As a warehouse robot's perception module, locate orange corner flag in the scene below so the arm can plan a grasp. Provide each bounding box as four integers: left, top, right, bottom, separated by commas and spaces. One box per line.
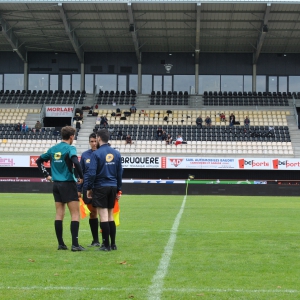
79, 197, 90, 219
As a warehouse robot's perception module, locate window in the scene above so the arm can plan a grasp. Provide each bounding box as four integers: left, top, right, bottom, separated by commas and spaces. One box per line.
29, 74, 49, 91
85, 74, 94, 93
72, 74, 81, 91
244, 76, 252, 92
256, 76, 266, 92
199, 75, 220, 94
221, 75, 243, 92
174, 75, 194, 93
142, 75, 152, 94
129, 75, 138, 92
4, 74, 23, 91
289, 76, 300, 93
50, 75, 58, 91
95, 74, 116, 92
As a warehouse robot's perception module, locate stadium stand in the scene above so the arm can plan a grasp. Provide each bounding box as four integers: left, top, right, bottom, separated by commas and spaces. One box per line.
0, 90, 86, 105
203, 91, 290, 106
149, 91, 189, 106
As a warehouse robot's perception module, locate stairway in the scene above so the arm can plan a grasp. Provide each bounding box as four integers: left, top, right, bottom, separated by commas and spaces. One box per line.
75, 112, 97, 155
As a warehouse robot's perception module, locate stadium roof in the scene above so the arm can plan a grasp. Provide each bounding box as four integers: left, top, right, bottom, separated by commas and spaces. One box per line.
1, 0, 300, 63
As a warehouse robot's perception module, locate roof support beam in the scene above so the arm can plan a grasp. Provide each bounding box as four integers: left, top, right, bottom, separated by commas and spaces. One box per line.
128, 2, 141, 64
0, 15, 26, 62
58, 3, 84, 63
253, 3, 271, 64
195, 2, 201, 64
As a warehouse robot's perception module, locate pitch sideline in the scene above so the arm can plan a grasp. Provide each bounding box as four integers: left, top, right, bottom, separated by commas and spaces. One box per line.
147, 195, 187, 300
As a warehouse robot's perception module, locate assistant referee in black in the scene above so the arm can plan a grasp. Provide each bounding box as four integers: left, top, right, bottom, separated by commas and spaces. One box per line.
87, 129, 123, 251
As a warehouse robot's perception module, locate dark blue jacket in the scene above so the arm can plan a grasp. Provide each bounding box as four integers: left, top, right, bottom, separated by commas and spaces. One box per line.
77, 149, 94, 192
87, 144, 122, 191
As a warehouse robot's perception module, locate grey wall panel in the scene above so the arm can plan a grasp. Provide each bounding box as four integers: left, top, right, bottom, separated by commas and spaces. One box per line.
0, 52, 24, 73
199, 53, 252, 75
258, 54, 300, 75
142, 52, 195, 75
28, 52, 80, 73
84, 52, 138, 74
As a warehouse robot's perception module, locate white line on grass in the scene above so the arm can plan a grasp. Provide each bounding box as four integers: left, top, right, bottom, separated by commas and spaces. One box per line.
147, 195, 187, 300
0, 286, 299, 294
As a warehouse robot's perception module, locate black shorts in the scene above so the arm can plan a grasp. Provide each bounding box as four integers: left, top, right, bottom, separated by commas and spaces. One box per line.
82, 190, 92, 205
92, 186, 117, 209
53, 181, 79, 203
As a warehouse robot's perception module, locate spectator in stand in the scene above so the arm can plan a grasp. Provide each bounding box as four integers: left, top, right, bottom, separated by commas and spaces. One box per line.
100, 116, 108, 127
229, 113, 235, 127
196, 116, 203, 128
15, 122, 21, 132
244, 116, 250, 127
205, 116, 212, 127
116, 108, 121, 117
166, 134, 172, 145
220, 113, 226, 122
161, 130, 167, 141
156, 127, 163, 140
175, 134, 183, 146
125, 134, 133, 144
34, 120, 42, 133
21, 122, 28, 132
130, 104, 136, 114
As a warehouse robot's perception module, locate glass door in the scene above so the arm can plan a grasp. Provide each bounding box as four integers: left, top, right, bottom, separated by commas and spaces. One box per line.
62, 74, 71, 92
268, 76, 277, 93
50, 75, 58, 91
163, 75, 172, 92
278, 76, 287, 93
117, 75, 127, 92
153, 75, 162, 92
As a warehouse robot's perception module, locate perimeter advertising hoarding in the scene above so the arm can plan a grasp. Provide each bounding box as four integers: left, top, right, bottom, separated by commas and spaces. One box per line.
0, 155, 29, 167
0, 155, 300, 170
45, 106, 74, 117
121, 156, 161, 168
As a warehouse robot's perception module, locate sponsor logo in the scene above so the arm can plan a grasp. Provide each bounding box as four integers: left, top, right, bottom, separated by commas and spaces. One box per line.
0, 157, 14, 166
238, 159, 269, 169
169, 158, 183, 167
54, 152, 62, 160
106, 154, 114, 162
272, 159, 300, 169
46, 107, 73, 112
30, 156, 50, 167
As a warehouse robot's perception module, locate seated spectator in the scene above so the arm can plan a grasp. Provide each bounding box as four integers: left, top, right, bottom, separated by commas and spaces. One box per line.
205, 116, 212, 127
15, 122, 21, 131
117, 130, 123, 138
196, 116, 203, 128
130, 104, 136, 114
100, 116, 108, 127
116, 108, 121, 117
125, 134, 133, 144
174, 134, 183, 146
220, 113, 226, 122
34, 120, 42, 133
229, 113, 235, 127
21, 122, 28, 132
166, 134, 172, 145
244, 116, 250, 126
161, 131, 167, 141
156, 127, 163, 140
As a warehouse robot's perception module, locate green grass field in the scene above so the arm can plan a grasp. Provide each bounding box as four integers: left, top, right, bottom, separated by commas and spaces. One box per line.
1, 193, 300, 299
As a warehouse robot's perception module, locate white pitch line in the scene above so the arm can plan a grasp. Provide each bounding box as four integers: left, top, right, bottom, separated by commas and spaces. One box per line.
0, 286, 299, 294
147, 195, 187, 300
